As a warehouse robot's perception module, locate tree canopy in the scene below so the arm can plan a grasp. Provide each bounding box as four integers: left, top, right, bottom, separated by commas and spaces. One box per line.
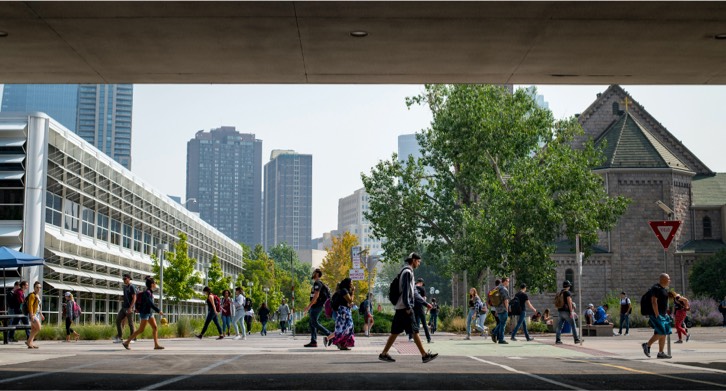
689, 250, 726, 300
320, 231, 375, 301
152, 232, 202, 305
361, 84, 629, 291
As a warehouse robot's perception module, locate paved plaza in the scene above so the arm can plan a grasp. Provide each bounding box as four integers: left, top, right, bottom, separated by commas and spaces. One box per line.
0, 327, 725, 390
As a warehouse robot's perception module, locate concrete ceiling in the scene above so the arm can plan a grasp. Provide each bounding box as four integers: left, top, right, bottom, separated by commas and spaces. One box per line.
2, 1, 726, 84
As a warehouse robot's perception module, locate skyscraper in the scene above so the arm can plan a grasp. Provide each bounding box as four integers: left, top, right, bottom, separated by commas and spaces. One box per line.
76, 84, 134, 169
338, 187, 383, 251
1, 84, 134, 169
1, 84, 79, 131
264, 150, 312, 250
186, 126, 263, 247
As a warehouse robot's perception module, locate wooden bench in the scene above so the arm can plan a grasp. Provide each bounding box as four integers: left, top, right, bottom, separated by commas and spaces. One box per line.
0, 314, 31, 344
582, 324, 614, 337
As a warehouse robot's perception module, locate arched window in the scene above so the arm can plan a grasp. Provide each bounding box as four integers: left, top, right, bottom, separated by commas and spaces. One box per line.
703, 216, 712, 238
612, 102, 620, 114
565, 268, 575, 290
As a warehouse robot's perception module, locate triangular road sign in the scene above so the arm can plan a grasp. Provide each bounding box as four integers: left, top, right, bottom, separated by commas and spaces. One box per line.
648, 221, 682, 250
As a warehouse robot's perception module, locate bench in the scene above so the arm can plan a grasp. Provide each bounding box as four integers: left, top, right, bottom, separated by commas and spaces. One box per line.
582, 324, 614, 337
0, 314, 31, 344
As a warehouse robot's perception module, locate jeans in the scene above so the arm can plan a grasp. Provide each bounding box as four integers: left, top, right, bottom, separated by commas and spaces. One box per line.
556, 311, 580, 341
414, 306, 431, 342
618, 313, 630, 334
232, 310, 246, 336
496, 312, 508, 342
244, 315, 252, 333
221, 315, 231, 334
8, 308, 30, 340
261, 320, 268, 335
280, 320, 288, 333
466, 308, 484, 336
115, 307, 135, 339
200, 312, 222, 336
510, 311, 530, 340
430, 312, 438, 333
308, 306, 330, 343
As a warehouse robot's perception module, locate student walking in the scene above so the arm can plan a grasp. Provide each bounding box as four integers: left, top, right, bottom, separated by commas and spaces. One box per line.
244, 296, 254, 335
63, 292, 80, 342
278, 298, 291, 334
555, 280, 582, 345
303, 268, 330, 348
25, 281, 43, 349
378, 253, 438, 363
8, 280, 30, 342
196, 286, 224, 340
465, 288, 485, 340
670, 292, 690, 343
258, 302, 270, 336
122, 277, 164, 350
510, 283, 536, 341
617, 291, 632, 336
220, 290, 233, 337
114, 274, 137, 343
328, 278, 356, 350
642, 273, 672, 359
429, 298, 439, 334
231, 287, 247, 339
360, 293, 374, 337
412, 278, 433, 343
487, 279, 501, 342
493, 277, 511, 344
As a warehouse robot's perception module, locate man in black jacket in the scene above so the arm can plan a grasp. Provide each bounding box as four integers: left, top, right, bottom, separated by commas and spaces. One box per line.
409, 278, 433, 343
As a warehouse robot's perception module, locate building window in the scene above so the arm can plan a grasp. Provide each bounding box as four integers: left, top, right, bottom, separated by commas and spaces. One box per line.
565, 268, 575, 291
703, 216, 712, 238
612, 102, 620, 114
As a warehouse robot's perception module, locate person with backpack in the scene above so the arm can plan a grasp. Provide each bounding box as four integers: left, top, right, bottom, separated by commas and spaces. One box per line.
555, 280, 582, 345
360, 293, 374, 337
114, 274, 137, 343
196, 286, 224, 340
669, 292, 690, 343
465, 287, 486, 340
411, 278, 433, 344
220, 289, 233, 337
258, 302, 270, 336
122, 277, 164, 350
302, 268, 331, 348
378, 252, 438, 363
642, 273, 672, 359
510, 283, 536, 342
25, 281, 43, 349
491, 277, 510, 344
231, 287, 247, 339
63, 292, 80, 342
277, 298, 291, 334
429, 298, 439, 334
8, 281, 30, 342
328, 278, 356, 350
617, 291, 632, 336
487, 279, 501, 341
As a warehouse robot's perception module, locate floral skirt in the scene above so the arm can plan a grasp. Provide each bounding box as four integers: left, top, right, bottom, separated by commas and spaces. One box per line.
330, 306, 355, 348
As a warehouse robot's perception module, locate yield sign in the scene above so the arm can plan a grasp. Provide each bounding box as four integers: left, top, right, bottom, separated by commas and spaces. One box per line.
648, 221, 682, 250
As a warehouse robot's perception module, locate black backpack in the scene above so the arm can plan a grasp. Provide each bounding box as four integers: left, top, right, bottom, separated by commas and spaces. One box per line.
330, 291, 342, 311
388, 266, 410, 305
317, 282, 331, 305
359, 300, 367, 315
640, 286, 655, 316
509, 296, 522, 315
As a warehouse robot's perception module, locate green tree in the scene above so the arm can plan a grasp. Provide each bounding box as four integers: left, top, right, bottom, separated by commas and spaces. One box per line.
320, 232, 374, 300
206, 253, 232, 295
362, 85, 629, 291
690, 250, 726, 300
152, 232, 202, 315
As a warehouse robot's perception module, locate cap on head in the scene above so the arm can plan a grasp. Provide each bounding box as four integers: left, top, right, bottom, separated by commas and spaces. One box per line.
64, 292, 71, 297
588, 303, 594, 308
562, 280, 572, 288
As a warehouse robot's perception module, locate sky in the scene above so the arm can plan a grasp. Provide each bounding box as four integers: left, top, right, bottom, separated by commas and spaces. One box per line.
129, 84, 726, 239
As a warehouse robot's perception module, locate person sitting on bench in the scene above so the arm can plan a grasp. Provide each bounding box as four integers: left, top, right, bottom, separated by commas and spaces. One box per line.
594, 304, 613, 325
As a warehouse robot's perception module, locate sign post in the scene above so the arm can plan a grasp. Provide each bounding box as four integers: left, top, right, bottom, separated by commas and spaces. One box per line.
648, 220, 682, 358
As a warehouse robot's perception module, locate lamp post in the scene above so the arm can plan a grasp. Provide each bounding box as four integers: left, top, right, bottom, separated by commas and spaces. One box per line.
157, 243, 168, 317
246, 281, 254, 297
263, 287, 270, 305
202, 262, 210, 286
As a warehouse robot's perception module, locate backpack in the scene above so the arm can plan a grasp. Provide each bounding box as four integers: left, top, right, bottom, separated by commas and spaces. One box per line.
317, 282, 331, 306
359, 300, 367, 315
324, 298, 333, 318
388, 266, 411, 305
21, 292, 34, 315
488, 288, 502, 307
509, 296, 522, 315
640, 287, 654, 316
211, 294, 222, 313
330, 291, 342, 312
134, 290, 148, 312
72, 301, 82, 319
554, 290, 565, 309
477, 300, 488, 315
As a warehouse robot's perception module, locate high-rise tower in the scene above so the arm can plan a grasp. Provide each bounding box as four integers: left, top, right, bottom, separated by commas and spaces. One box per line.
264, 150, 312, 250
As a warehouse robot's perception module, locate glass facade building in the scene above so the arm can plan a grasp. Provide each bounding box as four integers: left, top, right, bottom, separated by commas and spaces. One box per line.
1, 84, 79, 131
186, 127, 263, 247
0, 113, 243, 325
264, 150, 312, 250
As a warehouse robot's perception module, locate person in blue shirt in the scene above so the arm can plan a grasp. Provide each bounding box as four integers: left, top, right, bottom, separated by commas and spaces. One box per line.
594, 304, 612, 325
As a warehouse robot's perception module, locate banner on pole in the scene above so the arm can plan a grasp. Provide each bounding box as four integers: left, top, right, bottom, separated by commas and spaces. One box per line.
351, 245, 362, 269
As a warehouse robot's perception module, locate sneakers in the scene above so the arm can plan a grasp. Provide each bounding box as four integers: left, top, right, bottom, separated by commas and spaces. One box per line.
526, 337, 535, 341
422, 351, 439, 363
556, 340, 563, 345
675, 340, 683, 344
216, 335, 224, 340
303, 342, 318, 348
379, 353, 396, 363
234, 335, 241, 340
625, 333, 629, 336
498, 340, 509, 345
323, 337, 329, 347
574, 339, 583, 344
196, 334, 203, 340
427, 340, 433, 344
464, 335, 471, 340
510, 337, 518, 341
657, 352, 672, 359
642, 343, 651, 358
113, 337, 122, 344
491, 335, 498, 343
686, 334, 690, 342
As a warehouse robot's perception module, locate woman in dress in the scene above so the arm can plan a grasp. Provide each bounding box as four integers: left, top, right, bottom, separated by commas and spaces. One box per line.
123, 277, 165, 350
328, 278, 355, 350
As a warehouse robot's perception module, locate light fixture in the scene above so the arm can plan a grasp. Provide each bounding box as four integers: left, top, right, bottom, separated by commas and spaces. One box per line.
715, 33, 726, 40
350, 31, 368, 38
655, 200, 674, 216
0, 31, 8, 38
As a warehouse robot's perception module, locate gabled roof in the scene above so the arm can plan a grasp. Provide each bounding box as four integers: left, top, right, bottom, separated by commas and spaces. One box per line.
678, 239, 726, 254
692, 173, 726, 207
594, 112, 692, 172
579, 85, 712, 175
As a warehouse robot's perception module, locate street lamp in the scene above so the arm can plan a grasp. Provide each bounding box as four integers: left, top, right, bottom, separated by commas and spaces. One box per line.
263, 287, 270, 305
157, 243, 168, 317
202, 262, 210, 286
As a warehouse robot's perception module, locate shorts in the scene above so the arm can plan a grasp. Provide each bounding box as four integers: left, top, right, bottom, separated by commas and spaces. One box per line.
649, 315, 671, 335
139, 313, 152, 321
391, 309, 418, 335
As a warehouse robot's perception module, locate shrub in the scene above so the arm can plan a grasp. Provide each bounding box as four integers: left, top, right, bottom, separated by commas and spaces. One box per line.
175, 316, 193, 338
442, 316, 466, 332
527, 321, 549, 333
689, 297, 722, 327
